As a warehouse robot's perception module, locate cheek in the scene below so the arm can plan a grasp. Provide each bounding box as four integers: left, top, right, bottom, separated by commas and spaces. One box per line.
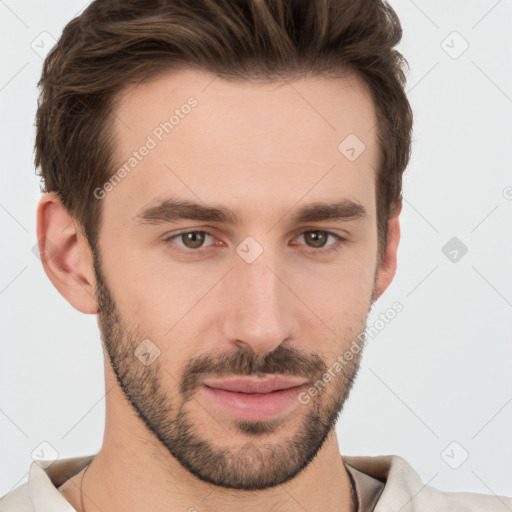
122, 262, 221, 351
333, 258, 376, 309
101, 238, 188, 324
296, 242, 377, 303
289, 257, 376, 351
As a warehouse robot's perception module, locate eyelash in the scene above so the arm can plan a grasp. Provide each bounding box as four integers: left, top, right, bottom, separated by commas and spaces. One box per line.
162, 230, 346, 257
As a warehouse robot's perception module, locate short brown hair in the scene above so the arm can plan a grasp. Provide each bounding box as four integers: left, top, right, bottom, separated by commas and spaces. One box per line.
35, 0, 413, 260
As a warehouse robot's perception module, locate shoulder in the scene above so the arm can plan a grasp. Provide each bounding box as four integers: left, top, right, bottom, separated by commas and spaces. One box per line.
0, 484, 32, 512
412, 484, 512, 511
0, 455, 93, 512
343, 453, 512, 512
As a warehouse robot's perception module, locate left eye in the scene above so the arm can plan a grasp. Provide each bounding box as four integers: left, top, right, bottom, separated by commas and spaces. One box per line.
163, 230, 344, 254
296, 230, 341, 250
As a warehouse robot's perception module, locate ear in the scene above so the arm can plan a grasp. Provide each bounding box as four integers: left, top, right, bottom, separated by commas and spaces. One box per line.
36, 192, 98, 314
373, 198, 402, 301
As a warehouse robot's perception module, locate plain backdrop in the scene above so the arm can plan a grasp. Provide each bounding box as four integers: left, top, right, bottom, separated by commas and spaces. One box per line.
1, 0, 511, 499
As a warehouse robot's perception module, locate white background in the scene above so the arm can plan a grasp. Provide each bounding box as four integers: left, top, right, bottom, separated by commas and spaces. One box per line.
1, 0, 511, 501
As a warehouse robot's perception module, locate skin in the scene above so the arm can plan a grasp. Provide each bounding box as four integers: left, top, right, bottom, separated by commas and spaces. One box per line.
37, 68, 401, 511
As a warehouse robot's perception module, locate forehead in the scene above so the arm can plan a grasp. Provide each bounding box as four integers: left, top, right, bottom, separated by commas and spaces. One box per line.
106, 67, 378, 226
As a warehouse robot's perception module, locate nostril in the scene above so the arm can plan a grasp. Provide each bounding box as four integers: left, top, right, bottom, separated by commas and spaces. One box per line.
233, 339, 256, 352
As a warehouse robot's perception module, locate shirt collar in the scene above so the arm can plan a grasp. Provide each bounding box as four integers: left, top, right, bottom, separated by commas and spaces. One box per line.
29, 456, 94, 512
343, 454, 425, 511
29, 453, 417, 511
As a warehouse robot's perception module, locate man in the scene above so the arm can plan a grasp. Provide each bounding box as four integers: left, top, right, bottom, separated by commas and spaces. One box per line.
1, 0, 510, 511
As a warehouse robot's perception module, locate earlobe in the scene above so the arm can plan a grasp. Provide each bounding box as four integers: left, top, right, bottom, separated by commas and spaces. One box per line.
36, 192, 98, 314
374, 198, 402, 300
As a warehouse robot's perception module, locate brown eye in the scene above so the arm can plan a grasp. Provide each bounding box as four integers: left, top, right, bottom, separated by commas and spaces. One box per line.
296, 230, 345, 254
180, 231, 207, 249
164, 231, 216, 254
303, 231, 329, 248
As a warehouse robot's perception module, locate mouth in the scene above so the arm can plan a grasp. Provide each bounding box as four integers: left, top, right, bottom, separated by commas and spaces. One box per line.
203, 375, 308, 394
201, 375, 309, 421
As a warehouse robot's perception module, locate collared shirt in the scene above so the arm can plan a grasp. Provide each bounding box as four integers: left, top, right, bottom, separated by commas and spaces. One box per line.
1, 453, 511, 511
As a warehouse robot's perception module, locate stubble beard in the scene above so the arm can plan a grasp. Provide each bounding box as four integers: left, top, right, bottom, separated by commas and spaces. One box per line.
92, 247, 372, 490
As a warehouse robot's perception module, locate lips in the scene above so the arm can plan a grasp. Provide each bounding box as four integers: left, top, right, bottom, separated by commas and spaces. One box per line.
201, 377, 309, 421
202, 375, 308, 394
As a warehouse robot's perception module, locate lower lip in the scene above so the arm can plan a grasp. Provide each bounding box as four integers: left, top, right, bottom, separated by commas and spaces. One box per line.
202, 384, 308, 421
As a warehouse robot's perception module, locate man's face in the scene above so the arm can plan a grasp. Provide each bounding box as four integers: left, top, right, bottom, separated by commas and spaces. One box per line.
93, 68, 382, 490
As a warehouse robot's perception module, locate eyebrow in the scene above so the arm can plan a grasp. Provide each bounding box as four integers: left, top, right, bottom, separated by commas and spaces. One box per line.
134, 197, 368, 227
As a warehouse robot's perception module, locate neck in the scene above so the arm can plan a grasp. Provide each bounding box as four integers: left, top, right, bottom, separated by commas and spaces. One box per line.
60, 365, 355, 512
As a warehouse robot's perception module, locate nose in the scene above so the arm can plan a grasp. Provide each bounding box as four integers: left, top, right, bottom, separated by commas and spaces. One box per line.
221, 254, 299, 355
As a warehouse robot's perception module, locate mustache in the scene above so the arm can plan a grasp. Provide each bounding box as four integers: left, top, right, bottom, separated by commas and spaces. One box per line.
179, 344, 327, 399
